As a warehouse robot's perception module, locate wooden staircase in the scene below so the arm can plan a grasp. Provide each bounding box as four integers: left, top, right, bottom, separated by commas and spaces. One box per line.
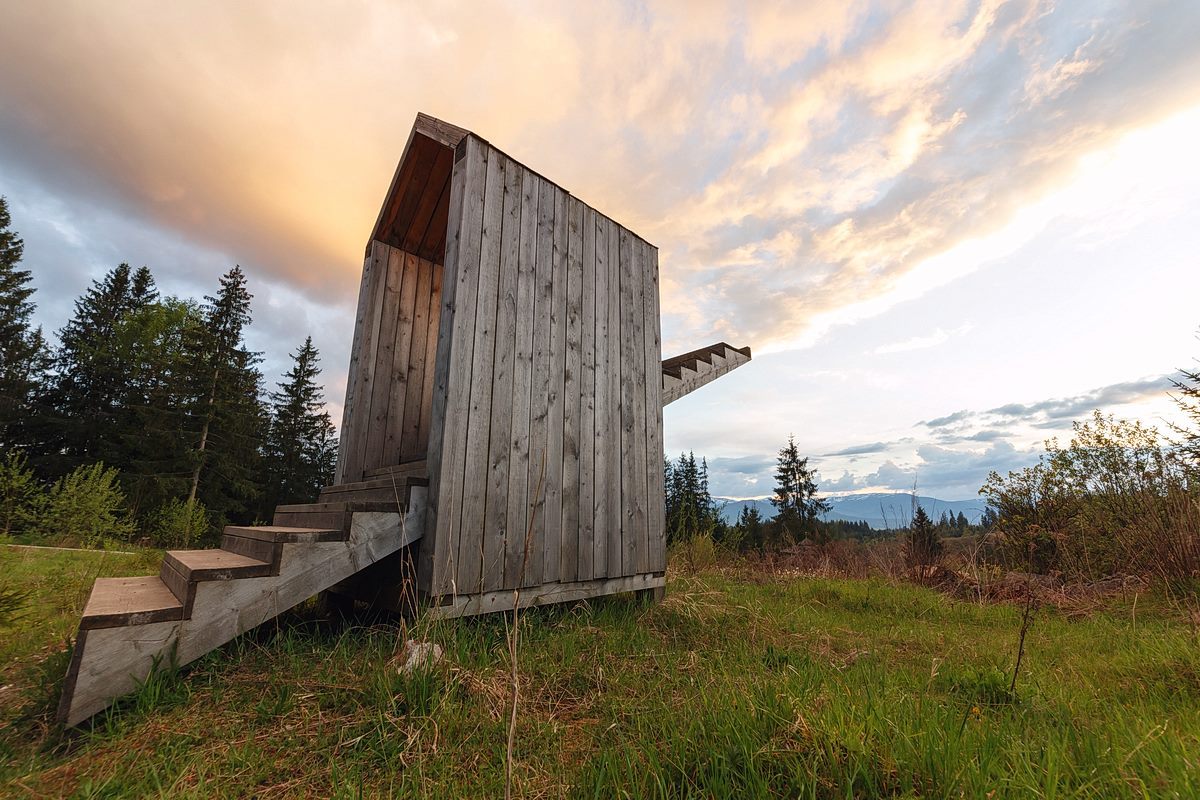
661, 342, 752, 406
57, 474, 428, 727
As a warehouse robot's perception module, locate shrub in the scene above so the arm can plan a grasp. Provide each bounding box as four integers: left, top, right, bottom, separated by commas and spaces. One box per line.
40, 462, 133, 547
0, 449, 43, 538
149, 497, 211, 549
980, 410, 1199, 601
981, 411, 1189, 579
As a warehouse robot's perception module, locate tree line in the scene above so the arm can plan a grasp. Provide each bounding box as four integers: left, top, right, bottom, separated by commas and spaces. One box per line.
0, 196, 336, 547
666, 434, 844, 552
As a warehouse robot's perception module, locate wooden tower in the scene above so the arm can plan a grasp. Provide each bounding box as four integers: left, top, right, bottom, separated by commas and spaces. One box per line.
57, 113, 751, 725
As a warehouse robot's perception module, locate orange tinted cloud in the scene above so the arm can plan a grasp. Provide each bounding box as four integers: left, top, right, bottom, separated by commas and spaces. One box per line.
2, 0, 1199, 355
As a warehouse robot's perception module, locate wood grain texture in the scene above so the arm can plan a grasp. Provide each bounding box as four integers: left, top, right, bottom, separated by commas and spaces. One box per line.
617, 228, 639, 576
61, 496, 421, 727
437, 137, 489, 596
505, 170, 540, 587
365, 247, 404, 469
591, 212, 611, 579
560, 196, 584, 583
399, 255, 434, 460
543, 188, 568, 584
340, 242, 389, 483
628, 238, 650, 574
578, 205, 596, 581
660, 344, 752, 405
482, 155, 523, 593
334, 250, 374, 484
417, 263, 443, 455
641, 240, 667, 572
426, 572, 665, 620
380, 252, 420, 466
422, 137, 472, 596
605, 218, 624, 577
525, 175, 555, 588
456, 147, 504, 596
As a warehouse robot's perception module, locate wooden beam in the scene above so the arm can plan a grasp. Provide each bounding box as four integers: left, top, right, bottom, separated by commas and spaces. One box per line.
425, 571, 665, 620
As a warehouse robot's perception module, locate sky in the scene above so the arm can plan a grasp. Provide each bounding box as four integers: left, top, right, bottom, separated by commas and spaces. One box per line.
2, 0, 1198, 501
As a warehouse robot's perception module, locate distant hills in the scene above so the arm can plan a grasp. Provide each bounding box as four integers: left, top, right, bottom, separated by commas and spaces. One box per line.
714, 493, 989, 530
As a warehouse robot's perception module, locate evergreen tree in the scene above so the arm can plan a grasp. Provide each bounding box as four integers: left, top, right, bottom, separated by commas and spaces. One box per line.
183, 266, 266, 523
980, 505, 999, 530
119, 298, 207, 517
49, 263, 158, 471
263, 336, 337, 511
905, 505, 943, 570
664, 451, 720, 543
736, 504, 765, 552
770, 434, 831, 544
0, 197, 50, 451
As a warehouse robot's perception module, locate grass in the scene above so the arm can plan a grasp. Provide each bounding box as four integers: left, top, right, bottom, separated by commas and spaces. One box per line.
1, 546, 1198, 798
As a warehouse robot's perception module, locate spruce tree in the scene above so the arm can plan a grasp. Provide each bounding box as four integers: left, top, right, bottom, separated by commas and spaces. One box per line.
771, 434, 831, 544
737, 504, 764, 552
263, 336, 337, 511
119, 298, 206, 516
905, 505, 943, 571
49, 263, 157, 471
0, 197, 50, 452
184, 266, 266, 523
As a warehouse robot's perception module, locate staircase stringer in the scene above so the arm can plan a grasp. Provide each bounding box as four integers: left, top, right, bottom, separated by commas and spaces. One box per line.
59, 487, 427, 727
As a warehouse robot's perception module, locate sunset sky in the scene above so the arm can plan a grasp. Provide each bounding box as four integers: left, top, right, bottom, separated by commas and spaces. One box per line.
2, 1, 1198, 501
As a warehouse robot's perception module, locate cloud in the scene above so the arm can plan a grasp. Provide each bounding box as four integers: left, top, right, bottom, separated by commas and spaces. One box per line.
917, 374, 1173, 436
821, 440, 1040, 499
922, 409, 973, 428
1, 1, 1197, 362
873, 324, 970, 355
823, 441, 892, 457
985, 374, 1173, 421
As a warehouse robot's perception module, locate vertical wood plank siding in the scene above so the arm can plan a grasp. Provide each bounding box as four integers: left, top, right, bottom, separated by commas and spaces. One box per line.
641, 239, 667, 572
337, 246, 445, 484
345, 133, 665, 599
503, 168, 539, 587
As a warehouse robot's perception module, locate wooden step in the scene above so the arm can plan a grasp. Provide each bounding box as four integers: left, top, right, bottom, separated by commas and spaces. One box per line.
162, 549, 273, 583
223, 525, 343, 543
317, 474, 428, 505
79, 576, 184, 630
272, 501, 398, 533
362, 461, 429, 480
220, 525, 344, 572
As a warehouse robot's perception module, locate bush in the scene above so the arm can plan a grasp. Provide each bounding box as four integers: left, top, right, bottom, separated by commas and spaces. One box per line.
149, 497, 210, 549
981, 411, 1197, 584
40, 462, 133, 547
0, 449, 43, 539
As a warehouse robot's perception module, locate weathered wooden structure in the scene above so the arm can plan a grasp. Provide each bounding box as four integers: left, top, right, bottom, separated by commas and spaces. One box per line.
57, 113, 751, 725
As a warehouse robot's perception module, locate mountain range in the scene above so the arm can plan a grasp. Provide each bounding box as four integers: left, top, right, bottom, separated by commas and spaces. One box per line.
714, 493, 989, 530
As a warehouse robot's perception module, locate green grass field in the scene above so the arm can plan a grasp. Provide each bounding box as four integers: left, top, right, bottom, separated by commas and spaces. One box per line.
2, 544, 1198, 798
